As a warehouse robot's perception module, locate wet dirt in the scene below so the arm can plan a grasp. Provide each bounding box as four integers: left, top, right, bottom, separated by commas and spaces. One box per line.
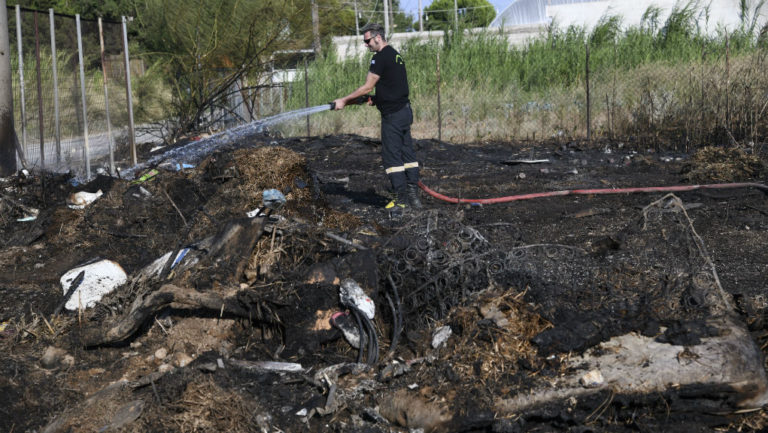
1, 134, 767, 432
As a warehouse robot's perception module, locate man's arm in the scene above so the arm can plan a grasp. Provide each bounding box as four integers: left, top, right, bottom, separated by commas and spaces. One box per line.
332, 72, 379, 110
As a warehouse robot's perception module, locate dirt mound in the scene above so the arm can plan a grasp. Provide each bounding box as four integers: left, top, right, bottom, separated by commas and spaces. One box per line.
682, 145, 764, 182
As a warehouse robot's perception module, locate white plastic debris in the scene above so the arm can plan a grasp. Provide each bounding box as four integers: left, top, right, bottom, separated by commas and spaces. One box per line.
229, 359, 304, 373
130, 186, 152, 199
505, 159, 550, 165
16, 214, 38, 222
431, 326, 453, 349
137, 248, 196, 280
330, 311, 364, 349
580, 369, 605, 388
339, 278, 375, 320
59, 259, 127, 310
246, 207, 262, 218
67, 189, 103, 209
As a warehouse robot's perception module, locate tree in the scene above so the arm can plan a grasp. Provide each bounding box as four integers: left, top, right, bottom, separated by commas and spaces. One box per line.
424, 0, 495, 30
134, 0, 306, 141
7, 0, 136, 20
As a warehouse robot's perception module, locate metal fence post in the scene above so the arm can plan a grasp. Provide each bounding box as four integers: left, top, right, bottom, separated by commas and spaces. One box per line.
98, 18, 115, 175
76, 14, 91, 178
15, 6, 27, 150
585, 41, 591, 142
725, 34, 730, 136
437, 50, 442, 142
0, 0, 17, 175
49, 9, 61, 164
304, 57, 310, 137
33, 11, 45, 170
121, 16, 136, 165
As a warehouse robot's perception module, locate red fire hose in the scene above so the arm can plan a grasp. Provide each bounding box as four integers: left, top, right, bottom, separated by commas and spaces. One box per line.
417, 181, 768, 205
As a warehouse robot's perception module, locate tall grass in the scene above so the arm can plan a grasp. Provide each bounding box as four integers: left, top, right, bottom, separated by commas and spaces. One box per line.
280, 3, 768, 148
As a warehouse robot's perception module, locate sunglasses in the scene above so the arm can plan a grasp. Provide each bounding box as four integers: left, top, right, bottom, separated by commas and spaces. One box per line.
363, 36, 374, 44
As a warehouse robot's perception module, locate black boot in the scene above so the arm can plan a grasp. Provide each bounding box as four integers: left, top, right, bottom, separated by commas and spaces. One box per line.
407, 184, 423, 209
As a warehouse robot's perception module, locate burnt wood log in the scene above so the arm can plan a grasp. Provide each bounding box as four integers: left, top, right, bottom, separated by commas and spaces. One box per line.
178, 216, 266, 287
80, 284, 275, 346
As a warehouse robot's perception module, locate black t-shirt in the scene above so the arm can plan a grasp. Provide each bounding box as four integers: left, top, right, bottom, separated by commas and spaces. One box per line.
369, 45, 409, 115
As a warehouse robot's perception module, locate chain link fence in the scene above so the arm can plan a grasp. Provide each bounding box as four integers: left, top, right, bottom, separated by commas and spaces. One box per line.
8, 11, 766, 180
8, 6, 136, 178
587, 41, 768, 150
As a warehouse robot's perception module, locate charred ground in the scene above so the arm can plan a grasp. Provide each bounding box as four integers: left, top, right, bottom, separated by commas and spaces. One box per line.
1, 134, 767, 432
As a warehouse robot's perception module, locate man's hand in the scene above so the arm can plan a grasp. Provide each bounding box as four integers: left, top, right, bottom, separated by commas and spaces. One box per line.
332, 98, 346, 110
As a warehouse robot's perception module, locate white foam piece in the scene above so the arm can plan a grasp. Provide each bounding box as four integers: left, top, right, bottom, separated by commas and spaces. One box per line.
60, 259, 128, 310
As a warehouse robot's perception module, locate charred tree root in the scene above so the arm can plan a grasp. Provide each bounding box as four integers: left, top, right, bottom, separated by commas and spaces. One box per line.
81, 284, 277, 347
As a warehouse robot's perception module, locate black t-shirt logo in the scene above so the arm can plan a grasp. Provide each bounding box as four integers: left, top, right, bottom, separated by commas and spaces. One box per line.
395, 54, 405, 65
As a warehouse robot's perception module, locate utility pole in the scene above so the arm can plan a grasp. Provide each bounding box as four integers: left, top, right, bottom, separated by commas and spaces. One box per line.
354, 0, 360, 36
311, 0, 321, 55
383, 0, 389, 37
454, 0, 459, 31
418, 0, 423, 32
0, 0, 17, 175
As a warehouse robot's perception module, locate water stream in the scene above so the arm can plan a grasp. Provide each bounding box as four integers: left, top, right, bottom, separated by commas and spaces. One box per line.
119, 104, 332, 180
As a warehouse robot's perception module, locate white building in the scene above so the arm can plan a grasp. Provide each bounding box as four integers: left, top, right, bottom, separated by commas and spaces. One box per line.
490, 0, 768, 34
331, 0, 767, 61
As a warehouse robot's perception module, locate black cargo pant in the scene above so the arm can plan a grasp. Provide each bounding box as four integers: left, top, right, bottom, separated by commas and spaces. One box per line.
381, 103, 419, 202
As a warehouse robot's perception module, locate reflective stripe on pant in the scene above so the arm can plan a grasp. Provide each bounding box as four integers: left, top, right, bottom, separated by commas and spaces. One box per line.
381, 104, 419, 199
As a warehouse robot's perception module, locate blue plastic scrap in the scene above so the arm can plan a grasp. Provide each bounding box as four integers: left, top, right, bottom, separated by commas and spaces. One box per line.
171, 248, 191, 269
262, 189, 287, 209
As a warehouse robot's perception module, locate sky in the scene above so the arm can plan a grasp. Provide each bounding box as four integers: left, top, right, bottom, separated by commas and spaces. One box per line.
398, 0, 512, 19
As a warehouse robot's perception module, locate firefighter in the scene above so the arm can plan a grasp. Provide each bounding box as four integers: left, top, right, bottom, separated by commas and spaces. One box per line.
332, 23, 422, 219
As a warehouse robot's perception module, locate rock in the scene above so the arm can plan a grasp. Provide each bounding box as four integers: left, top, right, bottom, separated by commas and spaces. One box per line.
41, 346, 67, 369
431, 326, 452, 349
580, 369, 604, 388
61, 355, 75, 368
173, 352, 193, 368
158, 363, 173, 373
154, 347, 168, 360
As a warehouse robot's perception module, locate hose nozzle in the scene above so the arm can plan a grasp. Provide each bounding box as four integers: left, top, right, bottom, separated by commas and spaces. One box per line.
330, 94, 374, 110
